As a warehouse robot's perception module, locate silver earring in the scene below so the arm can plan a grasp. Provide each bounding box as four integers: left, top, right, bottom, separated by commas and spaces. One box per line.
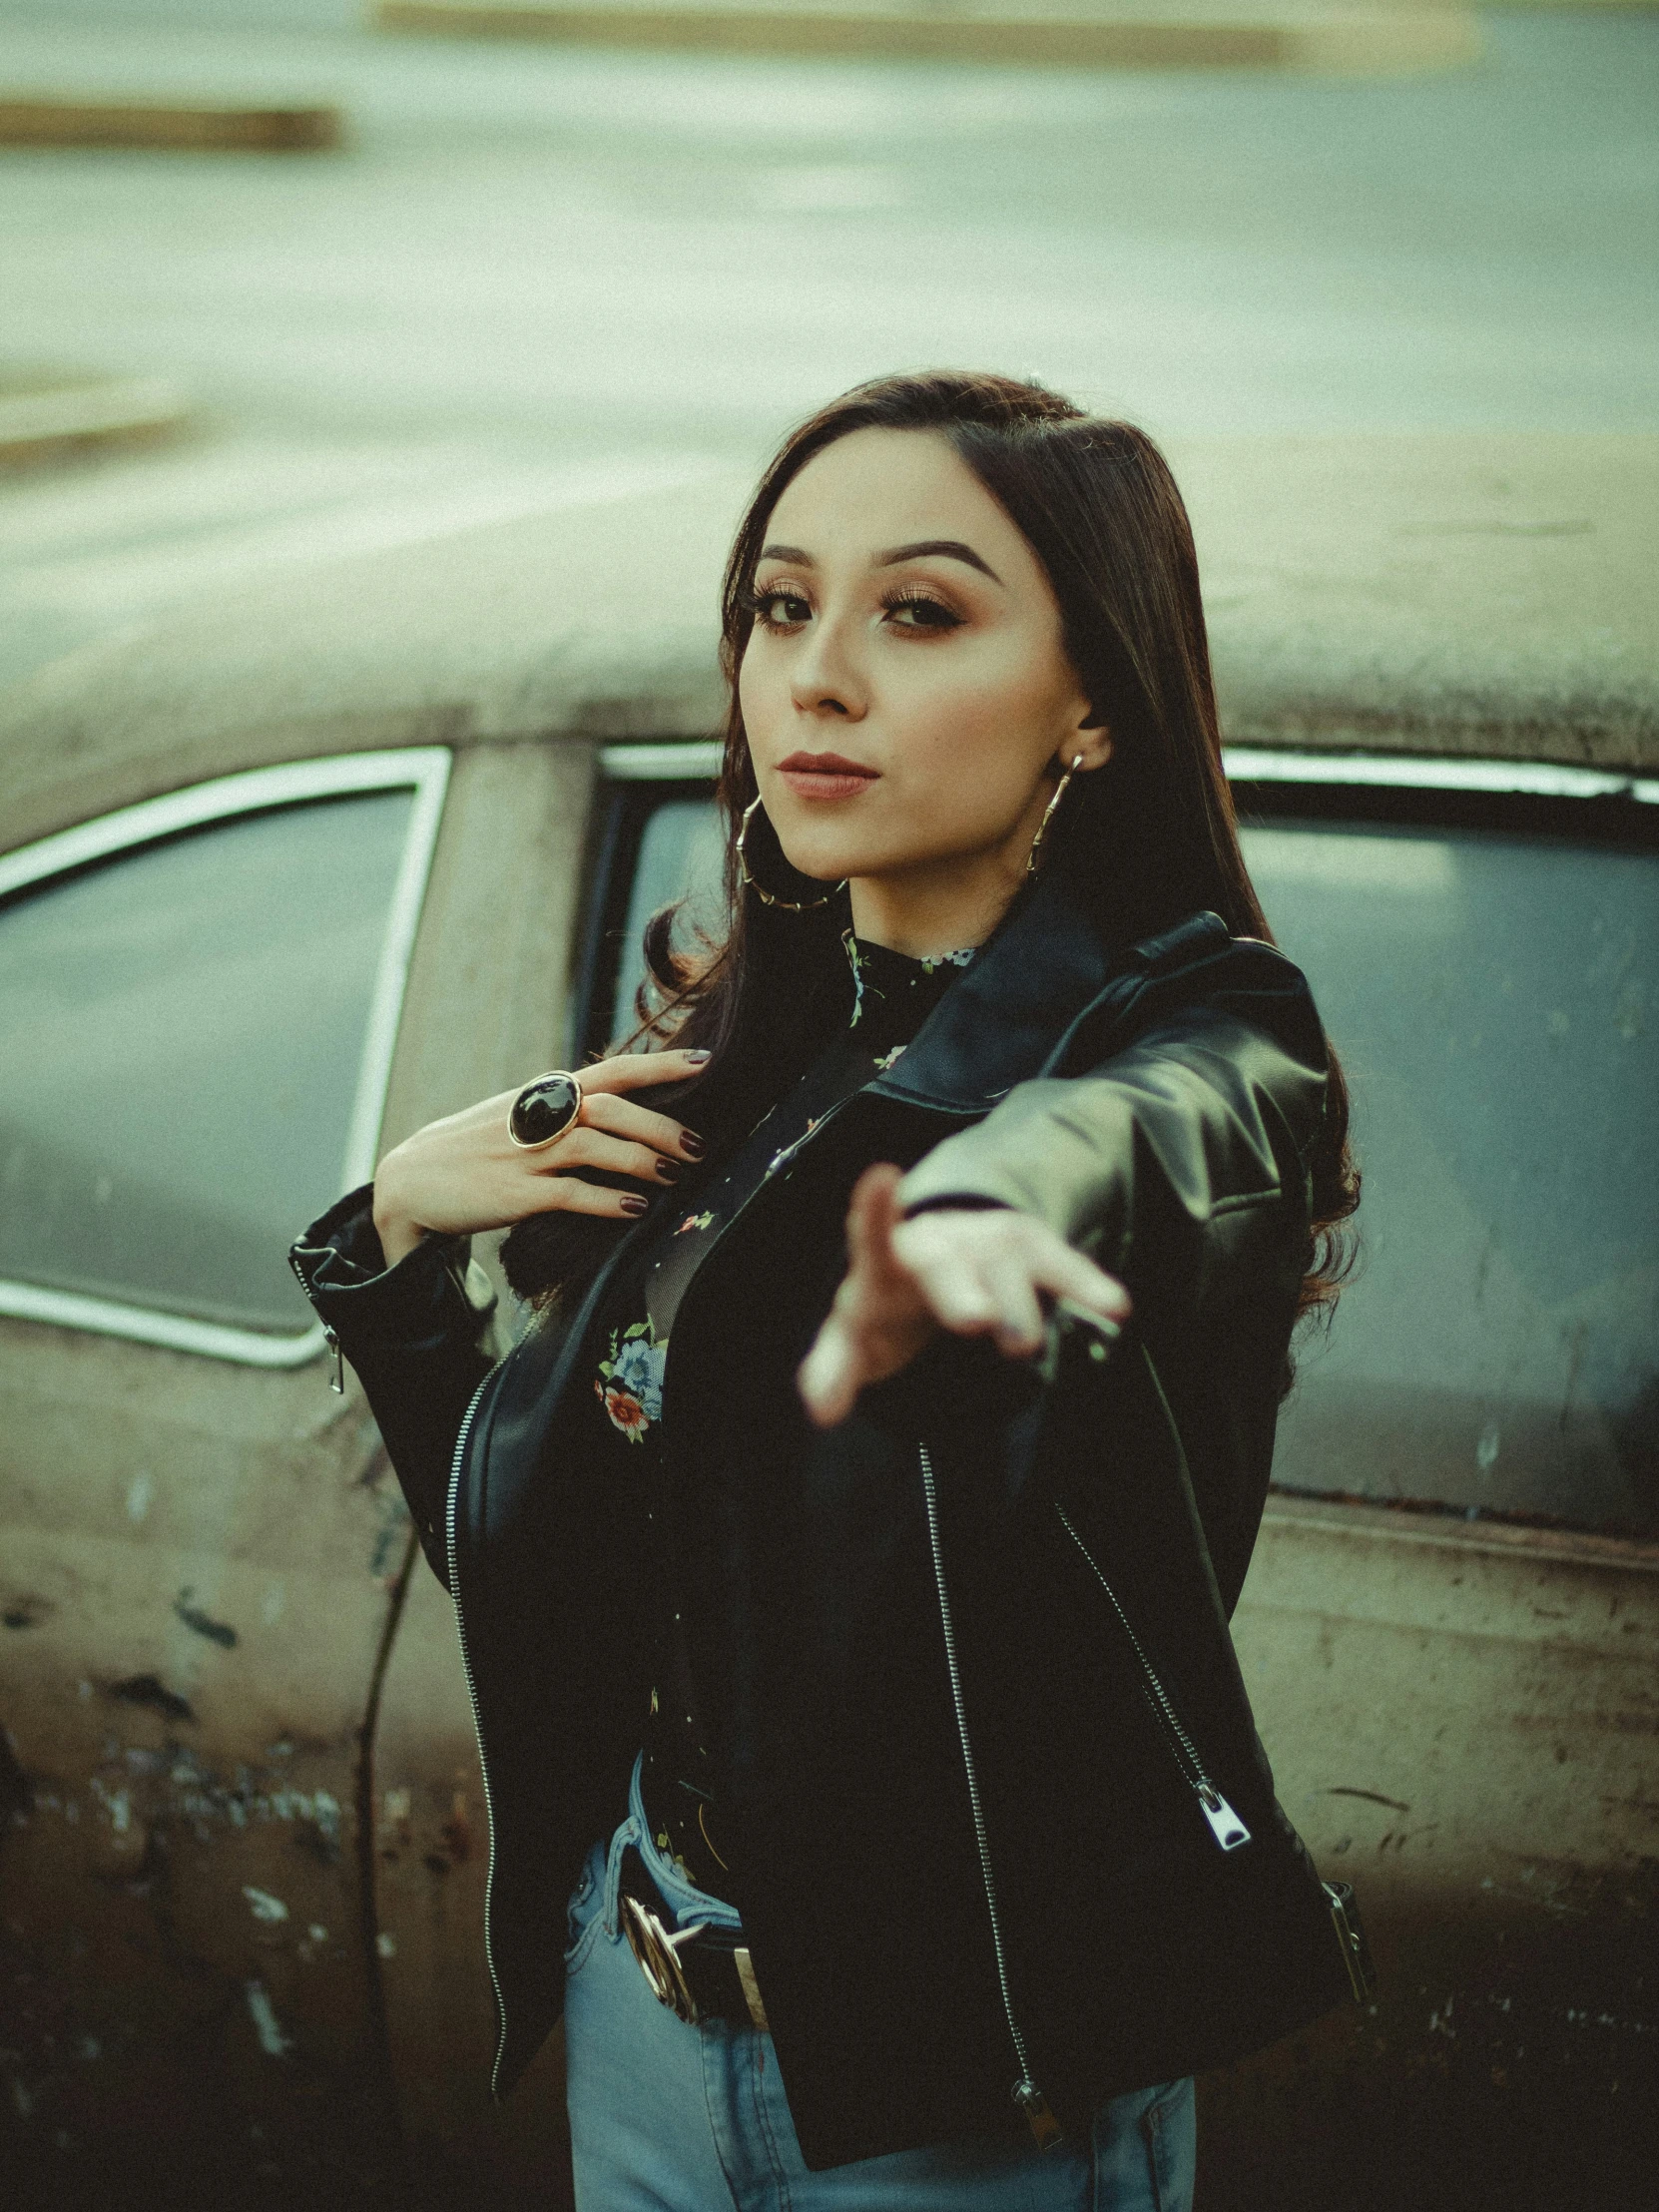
1025, 758, 1081, 879
737, 795, 847, 911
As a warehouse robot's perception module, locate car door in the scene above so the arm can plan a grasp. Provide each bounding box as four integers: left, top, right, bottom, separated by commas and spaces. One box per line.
0, 733, 591, 2209
1216, 747, 1659, 2212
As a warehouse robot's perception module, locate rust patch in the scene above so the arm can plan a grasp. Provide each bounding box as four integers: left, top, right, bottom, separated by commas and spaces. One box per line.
1197, 1851, 1659, 2211
0, 1721, 31, 1825
105, 1675, 195, 1723
172, 1587, 239, 1649
438, 1793, 471, 1866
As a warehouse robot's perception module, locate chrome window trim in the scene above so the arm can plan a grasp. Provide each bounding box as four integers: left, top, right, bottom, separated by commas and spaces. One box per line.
0, 748, 451, 1368
599, 737, 1658, 807
1217, 747, 1658, 806
600, 741, 723, 782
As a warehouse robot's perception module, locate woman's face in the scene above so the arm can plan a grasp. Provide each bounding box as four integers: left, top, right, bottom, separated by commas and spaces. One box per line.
737, 427, 1110, 942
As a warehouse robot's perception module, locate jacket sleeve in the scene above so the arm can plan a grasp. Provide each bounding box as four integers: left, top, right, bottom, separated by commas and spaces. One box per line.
289, 1185, 505, 1588
895, 986, 1330, 1327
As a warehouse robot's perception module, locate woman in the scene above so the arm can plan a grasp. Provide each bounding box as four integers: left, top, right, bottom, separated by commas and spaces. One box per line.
291, 370, 1368, 2210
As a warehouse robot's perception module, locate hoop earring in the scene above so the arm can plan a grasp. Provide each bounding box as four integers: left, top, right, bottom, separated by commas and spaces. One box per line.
737, 795, 847, 912
1025, 758, 1080, 879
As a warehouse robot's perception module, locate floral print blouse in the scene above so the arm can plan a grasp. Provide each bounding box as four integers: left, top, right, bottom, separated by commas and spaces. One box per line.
591, 928, 979, 1896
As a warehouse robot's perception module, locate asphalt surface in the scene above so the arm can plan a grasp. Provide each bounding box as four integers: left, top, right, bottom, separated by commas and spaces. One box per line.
1, 1, 1655, 694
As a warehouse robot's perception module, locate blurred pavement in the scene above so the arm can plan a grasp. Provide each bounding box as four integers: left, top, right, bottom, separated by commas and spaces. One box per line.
0, 0, 1655, 694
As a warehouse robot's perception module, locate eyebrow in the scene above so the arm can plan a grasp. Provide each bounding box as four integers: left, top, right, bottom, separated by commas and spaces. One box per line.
758, 538, 1003, 585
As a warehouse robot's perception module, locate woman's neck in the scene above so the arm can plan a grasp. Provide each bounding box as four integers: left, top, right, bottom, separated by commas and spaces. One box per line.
846, 843, 1026, 961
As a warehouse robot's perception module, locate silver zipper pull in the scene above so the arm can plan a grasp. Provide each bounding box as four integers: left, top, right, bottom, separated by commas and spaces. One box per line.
323, 1323, 344, 1393
1323, 1881, 1379, 2002
1197, 1782, 1251, 1851
1012, 2078, 1065, 2151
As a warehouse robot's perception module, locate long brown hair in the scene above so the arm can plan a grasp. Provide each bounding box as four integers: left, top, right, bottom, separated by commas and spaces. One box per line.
503, 370, 1359, 1379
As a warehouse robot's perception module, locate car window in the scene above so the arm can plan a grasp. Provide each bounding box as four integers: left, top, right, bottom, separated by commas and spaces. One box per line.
608, 797, 728, 1046
0, 761, 445, 1357
593, 775, 1657, 1538
1252, 819, 1657, 1538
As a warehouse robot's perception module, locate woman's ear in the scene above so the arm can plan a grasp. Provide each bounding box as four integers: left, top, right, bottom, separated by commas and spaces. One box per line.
1066, 714, 1113, 773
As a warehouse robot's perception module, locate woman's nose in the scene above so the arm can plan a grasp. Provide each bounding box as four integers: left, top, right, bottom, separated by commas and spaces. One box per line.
788, 612, 866, 720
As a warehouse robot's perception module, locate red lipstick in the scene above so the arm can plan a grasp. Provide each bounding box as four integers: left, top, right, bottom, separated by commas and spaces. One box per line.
777, 751, 880, 802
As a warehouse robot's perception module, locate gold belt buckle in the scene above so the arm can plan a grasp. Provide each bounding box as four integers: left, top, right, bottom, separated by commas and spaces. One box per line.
621, 1892, 708, 2024
620, 1891, 771, 2031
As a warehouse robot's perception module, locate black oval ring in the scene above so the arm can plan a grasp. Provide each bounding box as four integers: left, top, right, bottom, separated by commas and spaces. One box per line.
508, 1070, 584, 1150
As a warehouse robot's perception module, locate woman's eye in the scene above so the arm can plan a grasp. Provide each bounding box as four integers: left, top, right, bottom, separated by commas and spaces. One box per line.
886, 595, 960, 632
754, 588, 810, 628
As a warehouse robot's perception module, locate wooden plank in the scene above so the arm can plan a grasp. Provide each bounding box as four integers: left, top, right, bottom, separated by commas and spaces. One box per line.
375, 0, 1483, 74
0, 99, 342, 153
0, 374, 192, 469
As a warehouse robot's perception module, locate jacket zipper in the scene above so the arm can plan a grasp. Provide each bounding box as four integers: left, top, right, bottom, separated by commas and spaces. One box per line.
1053, 1503, 1251, 1853
917, 1442, 1064, 2153
287, 1254, 344, 1390
445, 1369, 511, 2089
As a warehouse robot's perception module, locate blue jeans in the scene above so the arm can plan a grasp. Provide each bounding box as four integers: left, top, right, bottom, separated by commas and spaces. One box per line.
563, 1762, 1197, 2210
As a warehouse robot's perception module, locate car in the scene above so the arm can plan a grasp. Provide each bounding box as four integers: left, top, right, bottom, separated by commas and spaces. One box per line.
1, 435, 1654, 2210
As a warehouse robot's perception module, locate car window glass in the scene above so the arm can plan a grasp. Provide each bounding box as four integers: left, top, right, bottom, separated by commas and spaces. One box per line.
1250, 821, 1657, 1538
609, 797, 727, 1045
602, 787, 1657, 1538
0, 791, 414, 1338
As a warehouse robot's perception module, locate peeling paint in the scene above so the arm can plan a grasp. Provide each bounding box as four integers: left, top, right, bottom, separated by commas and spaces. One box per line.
106, 1674, 194, 1723
1328, 1786, 1411, 1812
244, 1979, 292, 2059
174, 1586, 239, 1649
242, 1887, 288, 1924
90, 1777, 132, 1834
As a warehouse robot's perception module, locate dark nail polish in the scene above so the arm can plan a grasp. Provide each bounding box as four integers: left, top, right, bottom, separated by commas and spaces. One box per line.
680, 1131, 705, 1159
621, 1194, 649, 1215
656, 1157, 682, 1183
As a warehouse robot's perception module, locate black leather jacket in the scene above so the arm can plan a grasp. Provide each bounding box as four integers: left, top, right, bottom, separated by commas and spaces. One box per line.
290, 870, 1361, 2171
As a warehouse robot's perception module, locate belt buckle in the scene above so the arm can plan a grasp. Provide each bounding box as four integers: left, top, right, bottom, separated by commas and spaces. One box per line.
622, 1891, 708, 2025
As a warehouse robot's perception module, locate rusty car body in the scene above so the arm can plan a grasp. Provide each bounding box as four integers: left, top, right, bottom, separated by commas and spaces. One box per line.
2, 434, 1655, 2210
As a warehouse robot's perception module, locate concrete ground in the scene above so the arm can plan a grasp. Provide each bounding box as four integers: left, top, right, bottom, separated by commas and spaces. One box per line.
0, 1, 1654, 694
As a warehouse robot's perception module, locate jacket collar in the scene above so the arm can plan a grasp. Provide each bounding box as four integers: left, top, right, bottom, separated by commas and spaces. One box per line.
867, 866, 1192, 1113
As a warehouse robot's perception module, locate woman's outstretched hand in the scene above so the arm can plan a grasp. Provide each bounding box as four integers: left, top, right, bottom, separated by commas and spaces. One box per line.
372, 1048, 710, 1267
797, 1163, 1131, 1429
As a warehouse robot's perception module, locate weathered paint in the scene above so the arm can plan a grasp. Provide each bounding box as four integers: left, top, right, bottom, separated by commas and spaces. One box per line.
0, 438, 1652, 858
0, 1331, 416, 2202
1205, 1496, 1659, 2208
0, 737, 590, 2204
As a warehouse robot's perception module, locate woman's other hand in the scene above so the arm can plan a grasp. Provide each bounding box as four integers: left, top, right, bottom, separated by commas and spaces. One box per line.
797, 1163, 1131, 1429
371, 1049, 710, 1267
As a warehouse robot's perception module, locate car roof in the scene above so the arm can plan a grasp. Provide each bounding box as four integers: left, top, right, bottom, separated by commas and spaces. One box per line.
1, 433, 1654, 853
